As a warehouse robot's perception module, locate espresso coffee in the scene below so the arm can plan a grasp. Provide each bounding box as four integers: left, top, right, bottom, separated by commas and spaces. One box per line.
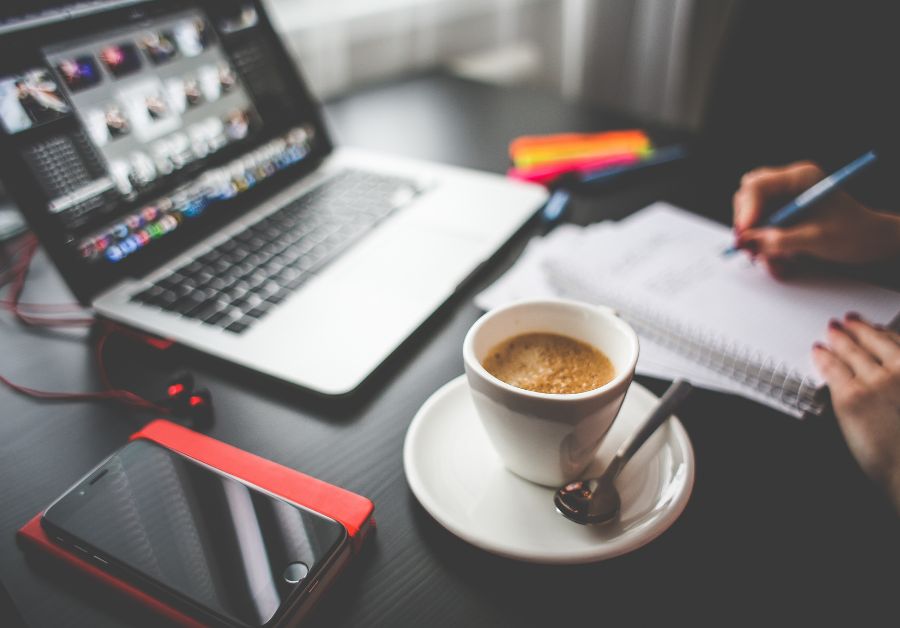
482, 332, 615, 394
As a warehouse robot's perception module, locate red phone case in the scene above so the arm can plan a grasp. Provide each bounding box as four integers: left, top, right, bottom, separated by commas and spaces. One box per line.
17, 419, 375, 627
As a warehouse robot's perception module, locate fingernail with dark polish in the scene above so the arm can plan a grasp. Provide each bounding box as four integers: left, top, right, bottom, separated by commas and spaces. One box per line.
812, 341, 826, 350
845, 311, 862, 321
828, 319, 843, 331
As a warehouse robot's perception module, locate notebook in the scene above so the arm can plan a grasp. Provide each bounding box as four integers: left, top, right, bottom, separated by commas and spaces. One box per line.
477, 203, 900, 417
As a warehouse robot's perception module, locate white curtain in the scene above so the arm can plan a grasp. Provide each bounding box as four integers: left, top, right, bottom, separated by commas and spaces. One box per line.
265, 0, 735, 130
265, 0, 537, 97
566, 0, 736, 129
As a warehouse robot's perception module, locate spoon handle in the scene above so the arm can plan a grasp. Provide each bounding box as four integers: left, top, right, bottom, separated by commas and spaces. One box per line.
610, 379, 693, 478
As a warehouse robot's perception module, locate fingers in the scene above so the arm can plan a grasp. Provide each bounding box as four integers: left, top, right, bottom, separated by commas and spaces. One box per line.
844, 314, 900, 363
812, 342, 854, 387
826, 319, 881, 377
813, 315, 899, 393
737, 223, 825, 258
732, 188, 762, 233
733, 162, 824, 232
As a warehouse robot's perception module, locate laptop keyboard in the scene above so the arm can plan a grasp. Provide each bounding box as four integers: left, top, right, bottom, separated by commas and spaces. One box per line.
130, 169, 420, 334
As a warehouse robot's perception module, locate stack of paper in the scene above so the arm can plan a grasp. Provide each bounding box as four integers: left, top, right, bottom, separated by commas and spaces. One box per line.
475, 203, 900, 418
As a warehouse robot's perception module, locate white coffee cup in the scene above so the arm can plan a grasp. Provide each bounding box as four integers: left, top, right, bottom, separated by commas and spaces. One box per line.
463, 298, 639, 487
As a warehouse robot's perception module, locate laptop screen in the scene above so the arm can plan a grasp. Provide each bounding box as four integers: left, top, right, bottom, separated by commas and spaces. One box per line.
0, 1, 331, 301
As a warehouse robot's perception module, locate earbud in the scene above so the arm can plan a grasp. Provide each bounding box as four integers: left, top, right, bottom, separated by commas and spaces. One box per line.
158, 370, 214, 429
184, 387, 213, 429
166, 370, 194, 399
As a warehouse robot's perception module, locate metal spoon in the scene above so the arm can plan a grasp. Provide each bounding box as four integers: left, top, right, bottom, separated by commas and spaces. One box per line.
554, 379, 693, 525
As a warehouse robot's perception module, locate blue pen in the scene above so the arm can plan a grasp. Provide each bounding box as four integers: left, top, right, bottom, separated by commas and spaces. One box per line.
724, 149, 878, 256
540, 188, 571, 224
579, 143, 688, 185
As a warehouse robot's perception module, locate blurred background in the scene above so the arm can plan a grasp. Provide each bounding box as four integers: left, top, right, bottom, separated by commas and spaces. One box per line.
266, 0, 734, 131
2, 0, 898, 212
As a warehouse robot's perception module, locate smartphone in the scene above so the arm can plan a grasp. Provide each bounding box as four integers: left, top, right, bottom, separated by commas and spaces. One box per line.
41, 439, 349, 627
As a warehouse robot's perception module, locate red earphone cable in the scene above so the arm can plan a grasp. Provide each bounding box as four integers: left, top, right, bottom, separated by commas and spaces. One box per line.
3, 237, 93, 326
0, 234, 169, 413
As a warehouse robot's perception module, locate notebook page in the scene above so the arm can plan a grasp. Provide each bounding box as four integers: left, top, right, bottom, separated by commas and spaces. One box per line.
547, 203, 900, 386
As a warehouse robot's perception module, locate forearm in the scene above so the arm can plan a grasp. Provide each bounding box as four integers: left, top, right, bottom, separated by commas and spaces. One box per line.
870, 210, 900, 260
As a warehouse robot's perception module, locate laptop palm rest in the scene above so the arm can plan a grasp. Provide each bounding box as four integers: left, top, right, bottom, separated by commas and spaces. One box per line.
247, 222, 485, 394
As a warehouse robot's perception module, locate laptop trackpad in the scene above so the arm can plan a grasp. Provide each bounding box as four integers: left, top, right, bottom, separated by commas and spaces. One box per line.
323, 223, 487, 297
252, 226, 484, 393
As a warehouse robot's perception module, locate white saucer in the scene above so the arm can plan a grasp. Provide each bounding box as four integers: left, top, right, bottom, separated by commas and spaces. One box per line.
403, 376, 695, 564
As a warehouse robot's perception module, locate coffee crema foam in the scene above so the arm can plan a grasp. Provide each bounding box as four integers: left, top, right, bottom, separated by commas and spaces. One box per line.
482, 332, 615, 394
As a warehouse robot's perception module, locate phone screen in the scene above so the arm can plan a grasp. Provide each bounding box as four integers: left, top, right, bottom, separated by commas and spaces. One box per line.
42, 439, 346, 627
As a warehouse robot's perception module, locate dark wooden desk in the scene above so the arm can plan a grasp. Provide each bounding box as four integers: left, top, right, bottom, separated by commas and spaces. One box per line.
1, 74, 897, 628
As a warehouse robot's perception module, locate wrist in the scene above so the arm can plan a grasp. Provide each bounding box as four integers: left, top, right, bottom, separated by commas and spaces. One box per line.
867, 211, 900, 261
881, 212, 900, 253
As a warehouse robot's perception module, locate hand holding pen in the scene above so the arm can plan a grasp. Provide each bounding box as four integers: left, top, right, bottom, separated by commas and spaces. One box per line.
729, 154, 900, 276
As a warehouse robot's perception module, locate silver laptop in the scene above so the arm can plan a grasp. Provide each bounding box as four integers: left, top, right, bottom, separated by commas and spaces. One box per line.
0, 1, 546, 394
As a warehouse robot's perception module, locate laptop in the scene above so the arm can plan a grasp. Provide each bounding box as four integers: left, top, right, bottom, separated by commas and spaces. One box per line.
0, 1, 546, 395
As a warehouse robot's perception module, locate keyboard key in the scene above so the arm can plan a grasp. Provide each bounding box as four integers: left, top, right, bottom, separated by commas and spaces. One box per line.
266, 287, 293, 304
180, 261, 205, 276
196, 250, 222, 266
211, 307, 243, 328
225, 319, 252, 334
234, 231, 256, 244
191, 300, 229, 322
192, 271, 215, 286
244, 271, 268, 289
171, 295, 207, 316
232, 293, 263, 312
244, 253, 265, 268
259, 259, 286, 277
156, 290, 178, 308
217, 240, 240, 254
274, 266, 302, 286
132, 285, 165, 303
254, 225, 282, 240
261, 242, 283, 257
172, 280, 198, 298
252, 280, 281, 298
225, 281, 251, 300
203, 310, 231, 325
211, 260, 232, 275
233, 262, 255, 277
246, 301, 274, 319
283, 274, 308, 291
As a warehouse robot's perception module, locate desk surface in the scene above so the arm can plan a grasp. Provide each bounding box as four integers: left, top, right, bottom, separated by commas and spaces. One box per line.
2, 73, 898, 628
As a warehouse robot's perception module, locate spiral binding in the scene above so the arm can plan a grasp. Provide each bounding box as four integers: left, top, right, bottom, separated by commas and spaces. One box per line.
550, 268, 825, 417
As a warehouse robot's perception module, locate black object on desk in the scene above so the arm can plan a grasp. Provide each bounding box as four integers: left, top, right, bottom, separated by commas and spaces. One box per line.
2, 74, 898, 628
540, 144, 690, 225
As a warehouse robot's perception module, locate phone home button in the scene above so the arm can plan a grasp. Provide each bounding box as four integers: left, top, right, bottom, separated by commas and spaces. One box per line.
283, 561, 309, 584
